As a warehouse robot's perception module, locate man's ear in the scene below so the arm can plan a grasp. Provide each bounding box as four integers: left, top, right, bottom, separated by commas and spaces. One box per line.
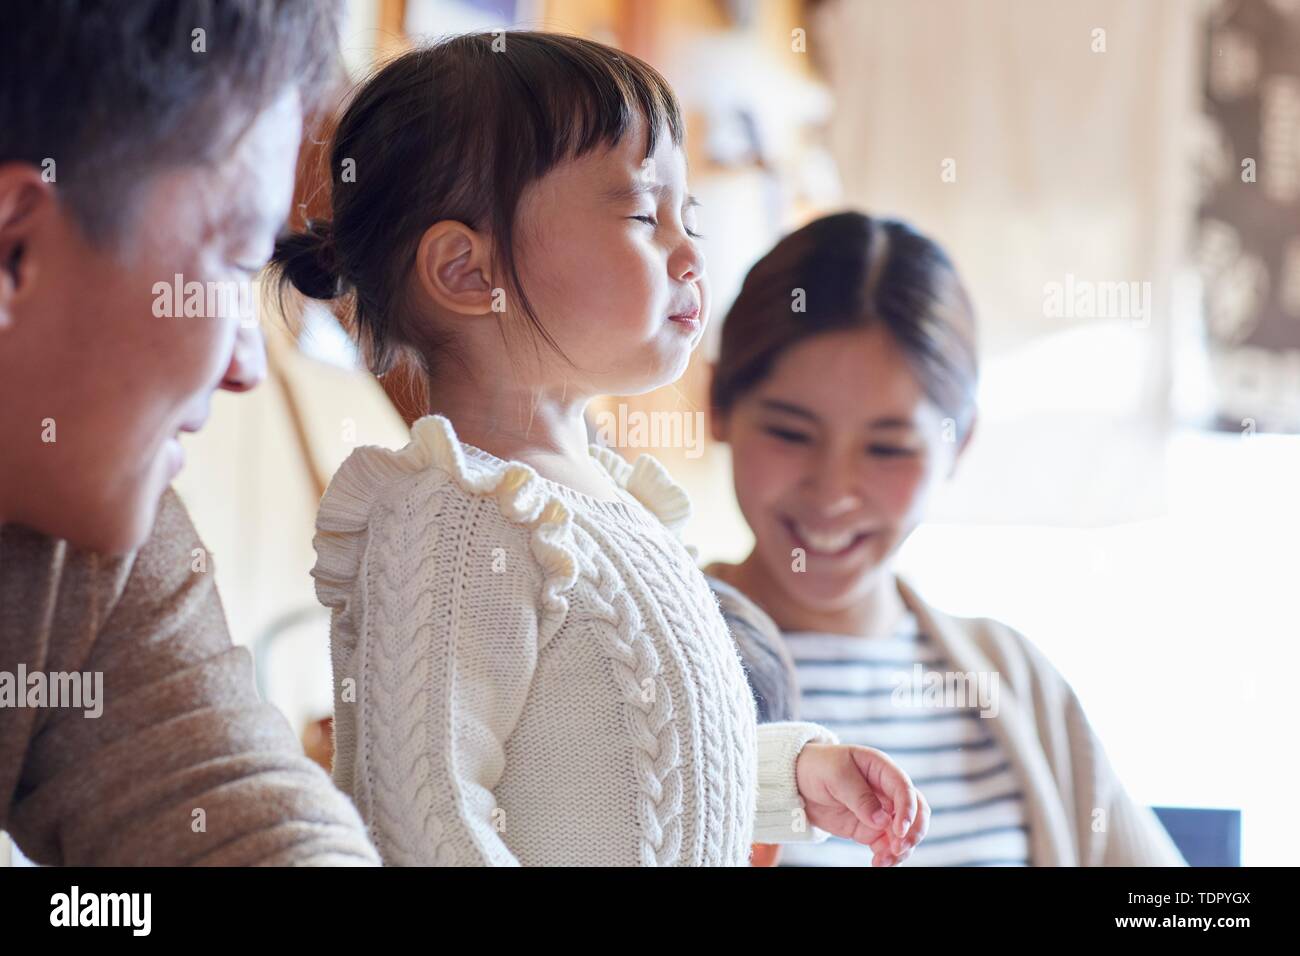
0, 164, 51, 331
0, 251, 14, 330
413, 220, 496, 317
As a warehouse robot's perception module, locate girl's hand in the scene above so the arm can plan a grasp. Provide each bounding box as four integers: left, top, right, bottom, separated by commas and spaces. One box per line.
794, 743, 929, 866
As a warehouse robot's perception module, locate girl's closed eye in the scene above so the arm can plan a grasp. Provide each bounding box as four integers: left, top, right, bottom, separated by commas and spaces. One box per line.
629, 211, 704, 239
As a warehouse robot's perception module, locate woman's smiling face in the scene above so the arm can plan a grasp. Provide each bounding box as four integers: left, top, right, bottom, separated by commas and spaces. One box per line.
716, 325, 966, 616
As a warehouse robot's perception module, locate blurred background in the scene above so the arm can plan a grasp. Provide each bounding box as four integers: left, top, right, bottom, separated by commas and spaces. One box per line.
11, 0, 1285, 866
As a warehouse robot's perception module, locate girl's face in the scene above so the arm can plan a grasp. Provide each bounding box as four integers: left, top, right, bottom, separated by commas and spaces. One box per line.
511, 113, 708, 396
716, 326, 966, 616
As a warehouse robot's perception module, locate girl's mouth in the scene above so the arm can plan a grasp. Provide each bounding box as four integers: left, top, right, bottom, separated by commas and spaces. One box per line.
668, 307, 700, 330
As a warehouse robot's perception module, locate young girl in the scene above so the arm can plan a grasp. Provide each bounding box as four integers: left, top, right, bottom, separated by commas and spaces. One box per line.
707, 212, 1185, 867
272, 32, 928, 866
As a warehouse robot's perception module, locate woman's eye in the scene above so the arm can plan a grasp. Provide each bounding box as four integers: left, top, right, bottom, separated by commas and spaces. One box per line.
764, 427, 809, 444
869, 445, 916, 458
685, 227, 704, 239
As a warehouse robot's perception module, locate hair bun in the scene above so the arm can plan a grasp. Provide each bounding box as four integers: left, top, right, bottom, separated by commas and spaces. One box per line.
272, 218, 343, 301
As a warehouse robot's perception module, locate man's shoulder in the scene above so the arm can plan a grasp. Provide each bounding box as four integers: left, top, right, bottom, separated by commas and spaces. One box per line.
0, 487, 213, 681
111, 486, 223, 620
131, 486, 207, 576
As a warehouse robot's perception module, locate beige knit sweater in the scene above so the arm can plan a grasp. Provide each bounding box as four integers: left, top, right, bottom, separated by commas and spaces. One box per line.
312, 414, 839, 866
0, 488, 380, 866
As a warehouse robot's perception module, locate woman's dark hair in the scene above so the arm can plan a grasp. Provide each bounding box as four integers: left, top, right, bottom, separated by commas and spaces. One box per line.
711, 212, 979, 439
0, 0, 342, 240
270, 31, 684, 379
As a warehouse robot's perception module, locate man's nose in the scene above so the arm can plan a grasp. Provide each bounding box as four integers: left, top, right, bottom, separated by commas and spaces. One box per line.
220, 325, 267, 393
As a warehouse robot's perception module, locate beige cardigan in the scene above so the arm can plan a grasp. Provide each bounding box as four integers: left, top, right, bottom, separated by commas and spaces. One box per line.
710, 566, 1186, 867
0, 488, 380, 866
893, 578, 1185, 866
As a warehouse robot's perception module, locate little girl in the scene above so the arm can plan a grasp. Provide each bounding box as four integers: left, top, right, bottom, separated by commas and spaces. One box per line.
272, 31, 929, 866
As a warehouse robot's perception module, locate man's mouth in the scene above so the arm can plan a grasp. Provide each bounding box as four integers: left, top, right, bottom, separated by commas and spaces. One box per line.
163, 436, 186, 478
178, 413, 209, 434
163, 409, 209, 479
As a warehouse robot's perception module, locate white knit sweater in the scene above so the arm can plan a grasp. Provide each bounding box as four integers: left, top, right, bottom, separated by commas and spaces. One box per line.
312, 414, 838, 866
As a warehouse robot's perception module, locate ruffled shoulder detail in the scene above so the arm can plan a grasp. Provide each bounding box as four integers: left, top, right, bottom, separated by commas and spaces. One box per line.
312, 414, 578, 640
588, 444, 693, 536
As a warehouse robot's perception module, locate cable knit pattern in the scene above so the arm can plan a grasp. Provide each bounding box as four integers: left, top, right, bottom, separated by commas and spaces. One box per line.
313, 414, 837, 865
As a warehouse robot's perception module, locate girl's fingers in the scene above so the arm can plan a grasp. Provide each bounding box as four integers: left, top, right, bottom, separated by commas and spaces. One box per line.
884, 770, 918, 838
869, 831, 903, 866
846, 775, 892, 834
891, 793, 930, 854
845, 747, 925, 853
889, 793, 928, 853
904, 792, 931, 849
861, 748, 917, 838
850, 747, 910, 828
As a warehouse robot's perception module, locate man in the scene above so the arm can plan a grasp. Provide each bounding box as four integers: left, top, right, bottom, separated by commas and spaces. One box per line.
0, 1, 379, 865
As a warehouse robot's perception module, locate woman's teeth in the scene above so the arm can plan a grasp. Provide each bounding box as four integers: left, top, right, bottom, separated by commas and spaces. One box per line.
790, 520, 871, 556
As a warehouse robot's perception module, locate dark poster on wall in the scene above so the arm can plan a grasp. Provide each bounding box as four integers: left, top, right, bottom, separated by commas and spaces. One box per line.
1196, 0, 1300, 433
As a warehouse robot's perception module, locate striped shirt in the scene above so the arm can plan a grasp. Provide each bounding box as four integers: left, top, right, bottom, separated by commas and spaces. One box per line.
778, 611, 1031, 867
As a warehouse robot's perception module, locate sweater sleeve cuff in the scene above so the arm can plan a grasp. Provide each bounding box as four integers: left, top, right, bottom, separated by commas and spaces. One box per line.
753, 721, 840, 845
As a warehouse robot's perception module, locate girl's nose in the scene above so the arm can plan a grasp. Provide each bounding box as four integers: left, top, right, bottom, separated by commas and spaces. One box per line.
220, 325, 267, 393
671, 235, 705, 283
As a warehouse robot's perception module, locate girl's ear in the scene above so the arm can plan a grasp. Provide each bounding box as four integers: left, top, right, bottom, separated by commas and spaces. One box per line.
414, 220, 495, 316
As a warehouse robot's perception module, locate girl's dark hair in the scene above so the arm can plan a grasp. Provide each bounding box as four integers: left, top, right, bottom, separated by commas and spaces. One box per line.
271, 31, 684, 379
711, 212, 979, 439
